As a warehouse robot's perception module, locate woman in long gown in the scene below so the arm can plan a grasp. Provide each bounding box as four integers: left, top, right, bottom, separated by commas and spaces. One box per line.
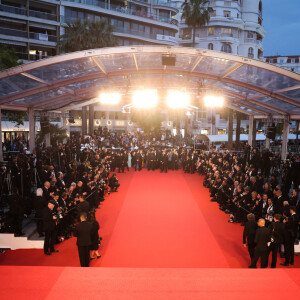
89, 214, 101, 260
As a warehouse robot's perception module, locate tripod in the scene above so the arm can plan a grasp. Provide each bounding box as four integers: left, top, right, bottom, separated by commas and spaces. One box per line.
0, 170, 13, 212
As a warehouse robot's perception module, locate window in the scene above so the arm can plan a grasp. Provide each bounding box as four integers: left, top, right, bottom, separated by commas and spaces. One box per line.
247, 31, 254, 39
221, 27, 232, 36
237, 13, 239, 18
224, 11, 231, 17
248, 47, 254, 58
291, 58, 296, 63
208, 27, 214, 35
279, 59, 284, 64
208, 43, 213, 50
138, 24, 145, 32
221, 43, 232, 53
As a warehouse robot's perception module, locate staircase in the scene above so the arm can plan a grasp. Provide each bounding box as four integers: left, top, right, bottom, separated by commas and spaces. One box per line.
0, 215, 44, 250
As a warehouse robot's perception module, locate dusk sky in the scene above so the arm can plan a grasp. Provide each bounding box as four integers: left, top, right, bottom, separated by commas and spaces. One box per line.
263, 0, 300, 56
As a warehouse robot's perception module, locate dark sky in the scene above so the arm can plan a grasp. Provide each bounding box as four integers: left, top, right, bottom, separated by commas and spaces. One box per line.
263, 0, 300, 56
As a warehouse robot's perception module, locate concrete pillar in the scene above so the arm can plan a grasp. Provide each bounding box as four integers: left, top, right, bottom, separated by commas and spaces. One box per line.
252, 119, 257, 148
0, 107, 3, 162
248, 115, 253, 147
28, 107, 35, 153
89, 104, 94, 135
235, 113, 241, 150
82, 106, 87, 136
265, 137, 270, 149
281, 119, 289, 161
228, 110, 233, 150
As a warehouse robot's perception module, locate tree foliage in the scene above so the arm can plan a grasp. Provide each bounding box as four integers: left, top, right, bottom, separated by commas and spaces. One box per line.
59, 19, 118, 53
181, 0, 212, 47
36, 124, 68, 146
131, 109, 164, 133
0, 45, 22, 70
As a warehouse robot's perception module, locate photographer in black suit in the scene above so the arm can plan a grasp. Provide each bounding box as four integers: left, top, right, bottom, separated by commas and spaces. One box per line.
43, 200, 59, 255
74, 212, 92, 267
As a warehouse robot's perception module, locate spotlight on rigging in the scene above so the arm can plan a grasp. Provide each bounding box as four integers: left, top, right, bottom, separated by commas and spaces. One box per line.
203, 95, 224, 108
132, 89, 158, 109
166, 90, 190, 109
99, 92, 121, 105
162, 54, 176, 66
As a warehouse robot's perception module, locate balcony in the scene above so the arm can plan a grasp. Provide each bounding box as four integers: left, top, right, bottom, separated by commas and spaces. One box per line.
0, 27, 57, 42
0, 4, 57, 21
0, 27, 27, 38
63, 0, 178, 26
29, 32, 57, 42
0, 4, 26, 15
152, 0, 177, 8
29, 10, 57, 21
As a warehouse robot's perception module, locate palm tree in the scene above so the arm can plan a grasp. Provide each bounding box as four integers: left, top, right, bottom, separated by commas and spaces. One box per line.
181, 0, 212, 48
59, 19, 118, 53
87, 20, 118, 49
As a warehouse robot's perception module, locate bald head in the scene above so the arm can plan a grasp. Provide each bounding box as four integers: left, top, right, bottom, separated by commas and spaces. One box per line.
257, 218, 265, 227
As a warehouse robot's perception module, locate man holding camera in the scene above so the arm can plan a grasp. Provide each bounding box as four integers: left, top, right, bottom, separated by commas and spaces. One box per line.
43, 200, 59, 255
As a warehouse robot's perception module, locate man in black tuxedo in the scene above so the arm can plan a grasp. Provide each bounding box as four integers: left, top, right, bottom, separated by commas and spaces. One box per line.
281, 206, 299, 266
249, 218, 271, 268
43, 200, 58, 255
77, 195, 90, 215
268, 214, 285, 268
74, 212, 92, 267
243, 213, 257, 261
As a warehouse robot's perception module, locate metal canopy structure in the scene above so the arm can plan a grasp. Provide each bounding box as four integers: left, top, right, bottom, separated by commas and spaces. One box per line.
0, 46, 300, 118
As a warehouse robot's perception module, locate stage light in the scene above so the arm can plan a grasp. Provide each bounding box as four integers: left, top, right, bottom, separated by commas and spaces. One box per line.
166, 90, 190, 109
204, 95, 224, 108
99, 92, 121, 105
132, 89, 158, 108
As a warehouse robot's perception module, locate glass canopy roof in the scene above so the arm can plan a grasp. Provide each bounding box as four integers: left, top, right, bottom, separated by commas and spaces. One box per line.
0, 46, 300, 118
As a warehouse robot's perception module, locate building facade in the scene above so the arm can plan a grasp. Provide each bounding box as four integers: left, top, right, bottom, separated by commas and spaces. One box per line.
177, 0, 265, 60
0, 0, 179, 61
264, 55, 300, 74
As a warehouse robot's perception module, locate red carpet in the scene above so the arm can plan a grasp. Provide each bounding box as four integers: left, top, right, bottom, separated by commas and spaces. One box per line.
0, 266, 300, 299
0, 169, 299, 268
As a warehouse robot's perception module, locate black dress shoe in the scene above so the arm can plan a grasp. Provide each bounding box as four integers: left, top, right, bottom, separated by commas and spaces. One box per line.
97, 255, 101, 259
51, 250, 59, 253
44, 252, 52, 255
290, 262, 294, 266
280, 263, 289, 266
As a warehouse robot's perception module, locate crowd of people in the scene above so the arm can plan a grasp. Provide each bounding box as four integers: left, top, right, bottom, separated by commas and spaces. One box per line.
1, 127, 299, 268
198, 145, 300, 268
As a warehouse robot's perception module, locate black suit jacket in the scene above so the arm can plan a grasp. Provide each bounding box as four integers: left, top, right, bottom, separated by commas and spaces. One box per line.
74, 221, 92, 246
42, 207, 56, 231
254, 226, 271, 251
270, 221, 285, 244
243, 220, 257, 245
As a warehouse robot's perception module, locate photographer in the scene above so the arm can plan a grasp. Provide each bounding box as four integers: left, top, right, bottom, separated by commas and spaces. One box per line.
109, 173, 120, 192
43, 200, 59, 255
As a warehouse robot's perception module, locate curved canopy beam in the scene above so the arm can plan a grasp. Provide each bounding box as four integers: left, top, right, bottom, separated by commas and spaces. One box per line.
0, 46, 299, 117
